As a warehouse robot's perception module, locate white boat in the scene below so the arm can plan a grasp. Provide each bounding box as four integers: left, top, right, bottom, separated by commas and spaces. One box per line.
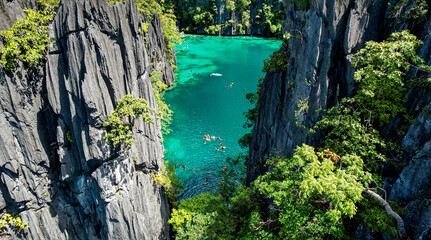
210, 73, 222, 77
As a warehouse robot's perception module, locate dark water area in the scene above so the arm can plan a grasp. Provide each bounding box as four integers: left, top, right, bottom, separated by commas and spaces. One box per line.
164, 35, 281, 199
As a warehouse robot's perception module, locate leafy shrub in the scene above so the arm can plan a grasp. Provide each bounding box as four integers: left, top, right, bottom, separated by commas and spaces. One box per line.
103, 95, 155, 149
313, 98, 388, 174
151, 161, 184, 208
169, 193, 235, 239
150, 71, 173, 134
204, 25, 222, 35
0, 0, 60, 71
262, 51, 289, 73
352, 30, 431, 126
0, 213, 28, 232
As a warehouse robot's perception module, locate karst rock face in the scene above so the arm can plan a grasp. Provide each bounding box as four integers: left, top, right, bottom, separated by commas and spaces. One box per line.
0, 0, 173, 239
248, 0, 431, 238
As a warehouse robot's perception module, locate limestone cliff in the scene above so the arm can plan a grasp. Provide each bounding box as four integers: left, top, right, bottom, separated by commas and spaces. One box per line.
248, 0, 431, 238
0, 0, 173, 239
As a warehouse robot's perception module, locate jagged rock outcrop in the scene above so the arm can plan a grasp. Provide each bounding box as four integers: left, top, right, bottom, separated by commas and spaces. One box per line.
248, 0, 431, 238
0, 0, 173, 239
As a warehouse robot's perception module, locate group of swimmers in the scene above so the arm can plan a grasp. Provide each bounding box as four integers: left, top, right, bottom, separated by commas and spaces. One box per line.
225, 82, 234, 88
215, 146, 227, 152
202, 134, 227, 152
203, 134, 222, 143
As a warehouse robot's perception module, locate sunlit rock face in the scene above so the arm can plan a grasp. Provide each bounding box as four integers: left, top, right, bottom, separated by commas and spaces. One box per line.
0, 0, 172, 239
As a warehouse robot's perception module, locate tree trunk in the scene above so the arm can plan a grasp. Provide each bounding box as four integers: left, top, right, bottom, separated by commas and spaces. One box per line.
363, 188, 408, 239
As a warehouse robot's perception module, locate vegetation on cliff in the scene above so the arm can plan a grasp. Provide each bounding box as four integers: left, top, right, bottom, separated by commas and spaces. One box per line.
175, 0, 285, 36
103, 95, 155, 150
0, 0, 59, 72
168, 30, 430, 239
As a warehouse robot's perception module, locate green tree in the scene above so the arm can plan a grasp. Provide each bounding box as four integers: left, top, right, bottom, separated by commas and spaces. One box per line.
253, 145, 372, 239
169, 193, 235, 239
103, 95, 155, 150
352, 30, 431, 126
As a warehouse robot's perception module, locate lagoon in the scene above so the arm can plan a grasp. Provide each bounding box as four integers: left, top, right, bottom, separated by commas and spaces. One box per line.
164, 35, 281, 199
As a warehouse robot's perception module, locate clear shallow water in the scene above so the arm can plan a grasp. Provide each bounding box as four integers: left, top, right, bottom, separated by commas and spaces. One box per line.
164, 35, 281, 199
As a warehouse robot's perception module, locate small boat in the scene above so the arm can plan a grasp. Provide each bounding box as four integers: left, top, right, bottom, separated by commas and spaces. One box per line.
210, 73, 222, 77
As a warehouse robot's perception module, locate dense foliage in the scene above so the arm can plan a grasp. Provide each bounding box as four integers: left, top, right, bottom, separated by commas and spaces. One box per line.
238, 77, 262, 148
0, 0, 59, 72
168, 30, 430, 239
351, 31, 431, 126
170, 145, 374, 239
175, 0, 285, 36
103, 95, 155, 149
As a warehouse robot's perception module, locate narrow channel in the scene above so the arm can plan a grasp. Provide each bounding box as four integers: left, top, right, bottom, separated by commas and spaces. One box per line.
164, 35, 281, 199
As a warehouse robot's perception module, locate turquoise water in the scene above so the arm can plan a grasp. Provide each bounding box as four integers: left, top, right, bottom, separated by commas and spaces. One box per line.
164, 35, 281, 199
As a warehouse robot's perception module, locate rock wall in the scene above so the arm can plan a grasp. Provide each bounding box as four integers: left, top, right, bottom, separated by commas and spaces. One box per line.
0, 0, 173, 239
248, 0, 431, 238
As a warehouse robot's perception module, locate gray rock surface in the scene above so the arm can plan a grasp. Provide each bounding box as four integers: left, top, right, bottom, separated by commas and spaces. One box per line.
248, 0, 431, 238
0, 0, 173, 239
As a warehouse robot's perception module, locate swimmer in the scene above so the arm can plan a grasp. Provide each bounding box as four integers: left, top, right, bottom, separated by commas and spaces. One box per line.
223, 166, 227, 170
221, 146, 226, 149
216, 148, 219, 152
205, 178, 208, 184
217, 137, 222, 140
211, 136, 215, 140
219, 142, 222, 145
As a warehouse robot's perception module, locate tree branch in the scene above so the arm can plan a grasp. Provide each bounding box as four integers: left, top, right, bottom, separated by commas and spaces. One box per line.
363, 188, 408, 239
